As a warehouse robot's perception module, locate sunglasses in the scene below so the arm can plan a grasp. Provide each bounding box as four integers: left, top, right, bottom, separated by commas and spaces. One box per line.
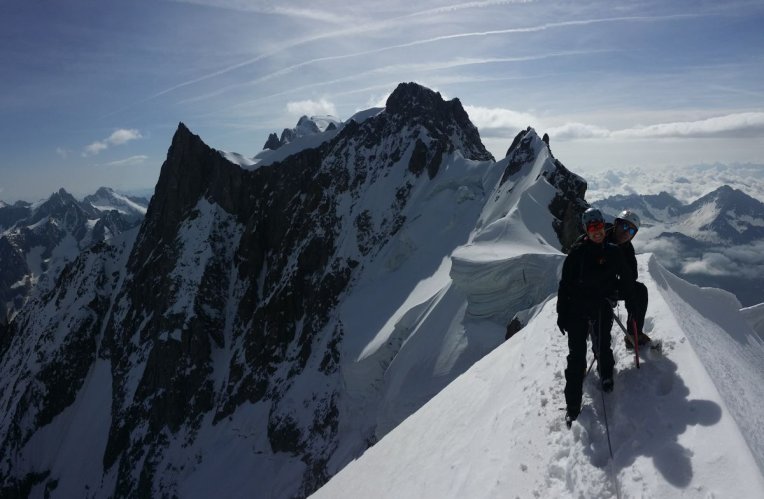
621, 222, 638, 236
586, 221, 605, 232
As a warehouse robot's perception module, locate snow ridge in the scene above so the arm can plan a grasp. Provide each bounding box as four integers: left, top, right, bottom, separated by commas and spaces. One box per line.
311, 255, 764, 499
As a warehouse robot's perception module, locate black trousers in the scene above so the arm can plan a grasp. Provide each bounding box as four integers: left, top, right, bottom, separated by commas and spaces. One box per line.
564, 304, 614, 414
624, 281, 648, 334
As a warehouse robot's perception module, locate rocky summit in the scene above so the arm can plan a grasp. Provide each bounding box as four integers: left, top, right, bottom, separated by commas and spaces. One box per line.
0, 82, 587, 498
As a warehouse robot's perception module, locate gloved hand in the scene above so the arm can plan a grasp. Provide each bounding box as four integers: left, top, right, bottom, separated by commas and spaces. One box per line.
557, 316, 567, 335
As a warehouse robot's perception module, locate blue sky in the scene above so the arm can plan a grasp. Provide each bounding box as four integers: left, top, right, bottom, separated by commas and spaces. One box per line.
1, 0, 763, 202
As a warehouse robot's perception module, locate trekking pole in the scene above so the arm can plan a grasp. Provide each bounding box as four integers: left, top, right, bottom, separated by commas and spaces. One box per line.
596, 309, 622, 499
607, 301, 639, 369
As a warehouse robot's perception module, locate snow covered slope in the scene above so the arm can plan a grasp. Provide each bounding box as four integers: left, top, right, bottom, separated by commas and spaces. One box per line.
311, 254, 764, 499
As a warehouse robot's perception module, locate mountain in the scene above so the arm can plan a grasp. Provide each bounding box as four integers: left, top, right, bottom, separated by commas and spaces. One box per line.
82, 187, 149, 223
0, 188, 147, 322
311, 254, 764, 499
597, 186, 764, 245
0, 201, 31, 231
596, 187, 764, 306
262, 115, 343, 151
0, 82, 588, 498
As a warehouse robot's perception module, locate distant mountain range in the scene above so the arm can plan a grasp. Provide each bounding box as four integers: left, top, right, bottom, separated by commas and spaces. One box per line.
596, 186, 764, 306
262, 115, 342, 151
0, 187, 148, 322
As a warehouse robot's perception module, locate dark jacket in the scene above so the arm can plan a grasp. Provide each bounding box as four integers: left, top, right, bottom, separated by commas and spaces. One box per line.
605, 224, 638, 281
557, 236, 633, 324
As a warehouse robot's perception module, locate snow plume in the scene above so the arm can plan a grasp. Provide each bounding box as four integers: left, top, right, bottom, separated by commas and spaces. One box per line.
312, 254, 764, 498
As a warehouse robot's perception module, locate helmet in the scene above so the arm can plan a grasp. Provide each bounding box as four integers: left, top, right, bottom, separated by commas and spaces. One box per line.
616, 209, 640, 230
581, 207, 604, 229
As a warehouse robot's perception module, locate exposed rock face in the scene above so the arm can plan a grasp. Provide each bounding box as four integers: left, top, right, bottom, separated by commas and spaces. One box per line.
387, 82, 494, 165
263, 132, 281, 150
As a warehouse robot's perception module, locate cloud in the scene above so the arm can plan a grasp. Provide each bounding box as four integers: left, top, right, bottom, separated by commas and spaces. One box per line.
84, 141, 109, 156
548, 112, 764, 143
56, 147, 70, 159
546, 122, 611, 140
612, 112, 764, 139
151, 12, 647, 105
83, 129, 142, 156
101, 155, 149, 167
471, 108, 764, 144
464, 105, 538, 136
106, 129, 142, 145
681, 252, 742, 276
286, 98, 337, 117
170, 1, 356, 23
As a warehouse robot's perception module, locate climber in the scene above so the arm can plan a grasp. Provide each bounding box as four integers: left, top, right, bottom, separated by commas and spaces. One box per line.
557, 208, 633, 427
606, 210, 650, 349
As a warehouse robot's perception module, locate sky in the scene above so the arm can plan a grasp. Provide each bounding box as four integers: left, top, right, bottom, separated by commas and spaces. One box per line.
1, 0, 764, 202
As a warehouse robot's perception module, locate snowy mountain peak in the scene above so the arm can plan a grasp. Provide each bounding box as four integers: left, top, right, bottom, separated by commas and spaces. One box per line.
482, 126, 587, 251
28, 187, 98, 226
82, 186, 148, 221
689, 184, 761, 213
264, 115, 342, 150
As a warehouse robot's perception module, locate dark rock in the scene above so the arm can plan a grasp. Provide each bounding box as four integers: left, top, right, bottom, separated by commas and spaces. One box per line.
263, 132, 281, 150
505, 316, 524, 340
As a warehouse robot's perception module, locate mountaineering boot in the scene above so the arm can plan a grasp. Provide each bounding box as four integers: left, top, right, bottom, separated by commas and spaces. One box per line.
624, 331, 651, 350
601, 377, 614, 393
565, 406, 580, 429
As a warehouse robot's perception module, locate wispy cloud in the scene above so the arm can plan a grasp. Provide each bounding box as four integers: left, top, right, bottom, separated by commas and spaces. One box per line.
83, 129, 142, 156
471, 108, 764, 141
401, 0, 535, 17
158, 12, 691, 106
612, 112, 764, 139
55, 147, 71, 159
170, 0, 358, 23
545, 112, 764, 140
101, 155, 149, 167
210, 51, 598, 113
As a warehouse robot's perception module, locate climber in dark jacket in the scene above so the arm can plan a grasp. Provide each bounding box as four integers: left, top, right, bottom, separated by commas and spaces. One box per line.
605, 210, 650, 348
557, 208, 633, 427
